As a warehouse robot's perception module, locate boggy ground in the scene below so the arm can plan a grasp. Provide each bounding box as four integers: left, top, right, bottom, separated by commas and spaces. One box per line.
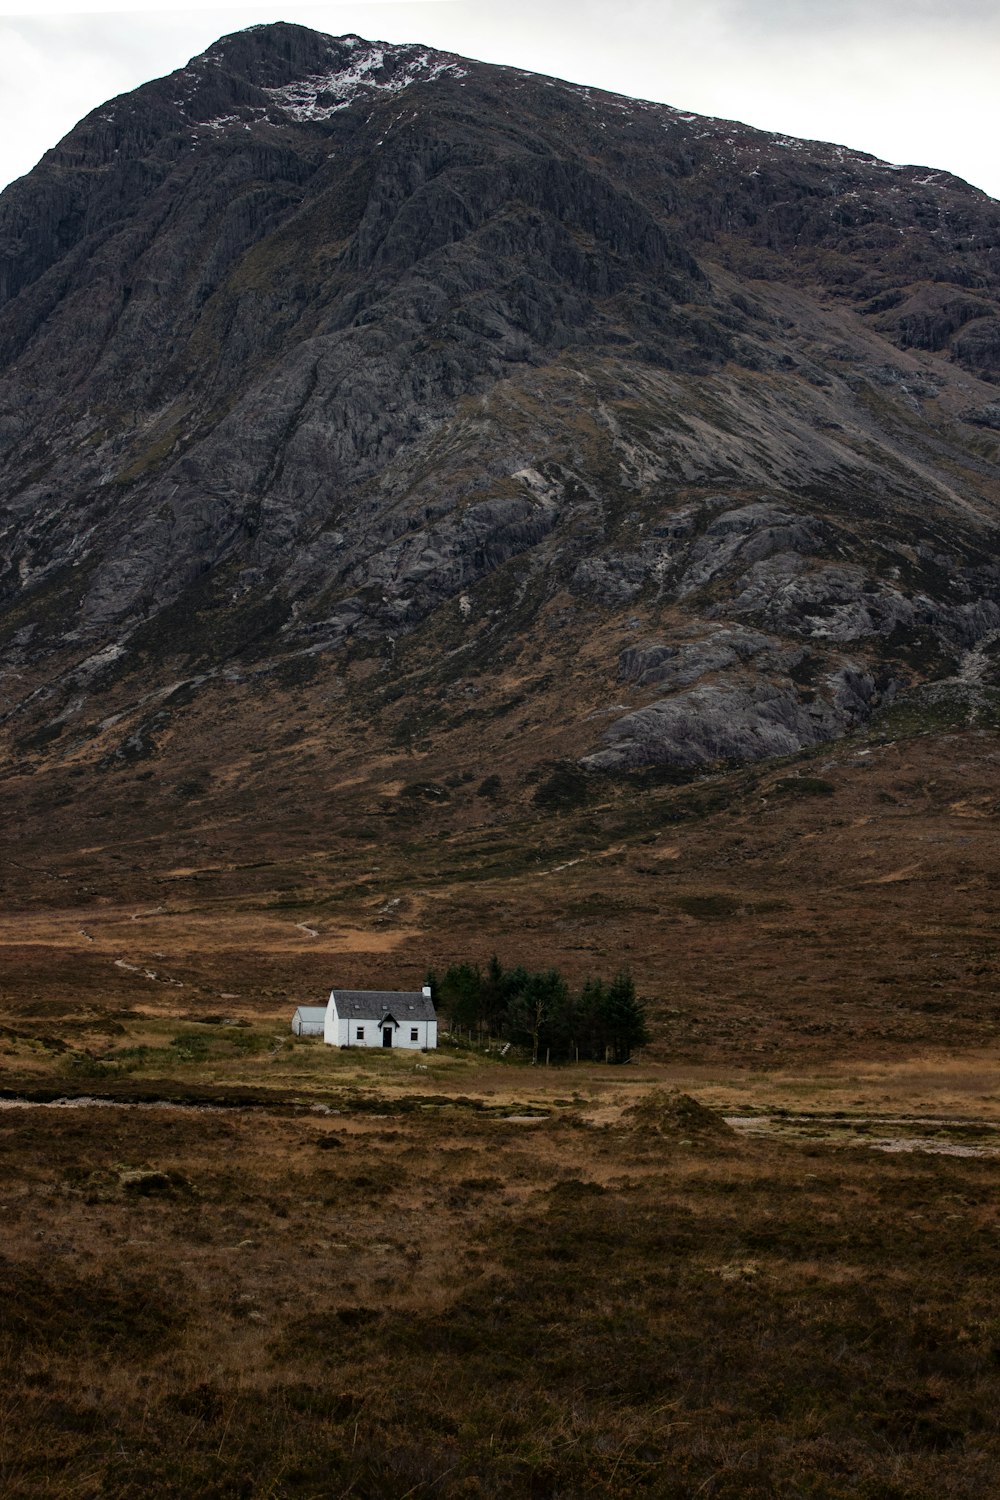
2, 1070, 1000, 1499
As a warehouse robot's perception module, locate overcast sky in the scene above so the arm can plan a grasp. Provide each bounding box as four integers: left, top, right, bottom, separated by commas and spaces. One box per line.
1, 1, 997, 199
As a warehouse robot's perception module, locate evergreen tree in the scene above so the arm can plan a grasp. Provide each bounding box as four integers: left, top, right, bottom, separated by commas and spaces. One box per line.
437, 962, 482, 1032
577, 978, 608, 1061
480, 953, 515, 1038
599, 971, 650, 1063
507, 968, 568, 1062
427, 956, 651, 1061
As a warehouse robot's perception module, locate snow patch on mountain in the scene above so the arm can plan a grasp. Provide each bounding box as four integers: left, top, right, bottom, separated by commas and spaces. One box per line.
265, 42, 468, 121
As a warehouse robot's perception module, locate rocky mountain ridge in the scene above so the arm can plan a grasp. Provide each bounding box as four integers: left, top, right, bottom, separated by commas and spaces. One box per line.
1, 21, 1000, 796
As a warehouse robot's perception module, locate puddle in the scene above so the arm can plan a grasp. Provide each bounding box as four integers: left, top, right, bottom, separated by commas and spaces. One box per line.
0, 1096, 219, 1113
724, 1113, 1000, 1158
0, 1095, 553, 1122
724, 1116, 769, 1131
870, 1137, 998, 1158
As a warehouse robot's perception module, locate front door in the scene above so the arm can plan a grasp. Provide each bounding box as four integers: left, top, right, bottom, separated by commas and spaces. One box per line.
382, 1026, 393, 1048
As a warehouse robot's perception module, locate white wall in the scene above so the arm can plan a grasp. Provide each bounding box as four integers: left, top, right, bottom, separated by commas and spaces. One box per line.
324, 996, 437, 1049
323, 998, 341, 1046
292, 1014, 324, 1036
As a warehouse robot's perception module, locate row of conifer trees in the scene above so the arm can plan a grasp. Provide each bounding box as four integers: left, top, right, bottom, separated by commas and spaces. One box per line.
425, 955, 650, 1064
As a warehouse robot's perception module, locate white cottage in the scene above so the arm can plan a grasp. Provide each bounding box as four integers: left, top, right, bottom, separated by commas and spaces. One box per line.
291, 1005, 326, 1037
324, 986, 437, 1050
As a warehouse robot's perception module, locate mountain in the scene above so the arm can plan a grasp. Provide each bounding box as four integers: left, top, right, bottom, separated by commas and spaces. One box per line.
3, 20, 1000, 771
2, 24, 1000, 1048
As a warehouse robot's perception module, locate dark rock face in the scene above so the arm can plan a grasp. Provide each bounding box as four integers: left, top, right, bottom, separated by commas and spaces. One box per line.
2, 21, 1000, 776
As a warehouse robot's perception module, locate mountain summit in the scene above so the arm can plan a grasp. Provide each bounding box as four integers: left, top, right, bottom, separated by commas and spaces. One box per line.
2, 20, 1000, 796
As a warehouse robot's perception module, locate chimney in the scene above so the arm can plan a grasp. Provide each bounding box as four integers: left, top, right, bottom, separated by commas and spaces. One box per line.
422, 984, 432, 998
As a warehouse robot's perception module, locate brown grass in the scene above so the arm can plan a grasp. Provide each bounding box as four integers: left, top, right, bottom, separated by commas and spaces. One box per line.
2, 1086, 1000, 1497
5, 712, 1000, 1071
5, 680, 1000, 1490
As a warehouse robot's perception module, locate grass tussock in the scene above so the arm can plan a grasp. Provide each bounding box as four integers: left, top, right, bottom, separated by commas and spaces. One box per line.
621, 1087, 734, 1139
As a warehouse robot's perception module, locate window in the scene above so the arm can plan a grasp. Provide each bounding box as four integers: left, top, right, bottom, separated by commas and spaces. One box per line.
410, 1028, 419, 1041
356, 1027, 365, 1041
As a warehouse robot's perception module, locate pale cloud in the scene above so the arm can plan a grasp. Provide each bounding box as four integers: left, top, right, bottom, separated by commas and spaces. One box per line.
714, 0, 996, 31
0, 0, 452, 11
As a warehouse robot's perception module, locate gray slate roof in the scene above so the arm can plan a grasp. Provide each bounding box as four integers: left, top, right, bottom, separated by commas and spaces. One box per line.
293, 1007, 327, 1022
331, 989, 436, 1022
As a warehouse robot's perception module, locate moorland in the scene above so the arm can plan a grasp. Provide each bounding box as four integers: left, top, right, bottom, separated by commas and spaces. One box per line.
4, 719, 1000, 1498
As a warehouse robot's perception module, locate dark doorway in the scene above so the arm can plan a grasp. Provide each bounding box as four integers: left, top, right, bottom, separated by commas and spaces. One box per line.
382, 1027, 393, 1048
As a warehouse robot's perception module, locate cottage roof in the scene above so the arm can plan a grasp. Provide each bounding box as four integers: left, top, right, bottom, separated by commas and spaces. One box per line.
293, 1006, 327, 1022
330, 989, 436, 1022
